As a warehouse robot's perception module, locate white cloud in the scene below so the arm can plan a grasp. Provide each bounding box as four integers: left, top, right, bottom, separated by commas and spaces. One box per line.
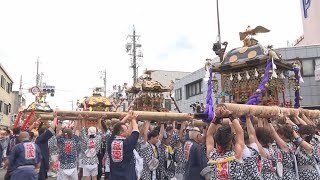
0, 0, 303, 109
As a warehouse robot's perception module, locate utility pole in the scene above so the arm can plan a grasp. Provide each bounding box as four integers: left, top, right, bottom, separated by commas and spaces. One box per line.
36, 57, 39, 87
99, 69, 107, 97
35, 57, 40, 102
104, 69, 106, 97
132, 26, 137, 84
126, 25, 143, 85
19, 75, 22, 106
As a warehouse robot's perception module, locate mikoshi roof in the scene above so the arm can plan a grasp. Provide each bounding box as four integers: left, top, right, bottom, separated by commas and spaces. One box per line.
126, 77, 171, 93
212, 43, 293, 73
24, 102, 53, 112
83, 93, 112, 107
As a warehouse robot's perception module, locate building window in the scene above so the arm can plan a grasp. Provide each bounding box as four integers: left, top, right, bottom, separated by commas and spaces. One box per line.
8, 103, 11, 113
0, 100, 2, 112
186, 80, 202, 99
6, 82, 10, 93
175, 88, 182, 101
301, 59, 315, 76
3, 103, 8, 115
1, 75, 5, 89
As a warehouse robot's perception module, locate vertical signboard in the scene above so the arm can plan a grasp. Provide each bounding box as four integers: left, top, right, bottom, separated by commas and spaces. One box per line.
315, 68, 320, 81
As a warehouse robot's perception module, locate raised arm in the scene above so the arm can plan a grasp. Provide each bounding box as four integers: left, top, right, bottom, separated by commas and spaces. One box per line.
179, 121, 187, 143
246, 114, 267, 158
120, 113, 131, 123
141, 120, 150, 144
293, 130, 313, 155
268, 118, 289, 152
225, 109, 244, 160
56, 121, 62, 136
206, 117, 221, 158
300, 113, 312, 125
158, 123, 165, 142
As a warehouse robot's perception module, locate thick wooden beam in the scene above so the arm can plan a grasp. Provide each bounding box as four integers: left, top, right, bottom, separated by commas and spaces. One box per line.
39, 111, 208, 127
216, 103, 320, 118
39, 110, 192, 122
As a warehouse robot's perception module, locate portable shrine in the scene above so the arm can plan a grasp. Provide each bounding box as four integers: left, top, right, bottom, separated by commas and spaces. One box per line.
211, 26, 303, 108
126, 71, 171, 112
77, 90, 113, 126
12, 92, 54, 129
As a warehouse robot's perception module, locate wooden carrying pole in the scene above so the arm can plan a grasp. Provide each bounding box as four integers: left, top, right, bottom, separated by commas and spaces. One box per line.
38, 110, 209, 127
215, 103, 320, 118
39, 111, 192, 122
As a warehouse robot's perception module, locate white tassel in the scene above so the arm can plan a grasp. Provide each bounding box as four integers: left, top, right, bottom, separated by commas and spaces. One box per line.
272, 70, 278, 79
203, 68, 210, 81
255, 68, 259, 77
230, 73, 233, 81
280, 71, 285, 79
246, 71, 250, 80
271, 58, 278, 79
237, 72, 242, 80
298, 69, 304, 83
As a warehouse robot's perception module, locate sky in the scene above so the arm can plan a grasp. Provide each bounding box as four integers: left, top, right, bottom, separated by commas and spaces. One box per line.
0, 0, 303, 110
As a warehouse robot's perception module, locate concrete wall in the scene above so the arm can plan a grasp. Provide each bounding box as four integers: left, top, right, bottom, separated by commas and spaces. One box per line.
277, 45, 320, 107
0, 65, 14, 127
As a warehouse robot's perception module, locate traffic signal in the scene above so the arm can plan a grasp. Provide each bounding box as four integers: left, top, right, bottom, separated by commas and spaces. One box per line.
42, 85, 55, 97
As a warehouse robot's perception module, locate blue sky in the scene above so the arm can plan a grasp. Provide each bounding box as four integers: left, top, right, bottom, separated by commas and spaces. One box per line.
0, 0, 303, 109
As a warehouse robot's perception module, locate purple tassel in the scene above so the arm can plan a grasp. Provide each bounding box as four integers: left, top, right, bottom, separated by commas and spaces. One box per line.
202, 68, 214, 123
246, 59, 272, 105
293, 67, 300, 108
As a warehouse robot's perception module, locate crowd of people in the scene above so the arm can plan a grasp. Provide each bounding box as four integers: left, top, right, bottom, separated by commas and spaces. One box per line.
0, 107, 320, 180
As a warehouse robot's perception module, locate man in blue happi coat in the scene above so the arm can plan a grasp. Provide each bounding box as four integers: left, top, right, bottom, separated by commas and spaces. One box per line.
4, 127, 21, 180
107, 111, 140, 180
35, 113, 58, 180
8, 131, 42, 180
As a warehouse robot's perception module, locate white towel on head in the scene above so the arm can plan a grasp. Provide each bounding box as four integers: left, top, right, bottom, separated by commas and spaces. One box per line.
88, 127, 96, 136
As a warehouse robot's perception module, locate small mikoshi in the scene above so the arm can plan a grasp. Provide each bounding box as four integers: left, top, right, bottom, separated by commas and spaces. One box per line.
13, 92, 53, 129
126, 70, 171, 112
77, 90, 113, 126
211, 25, 303, 108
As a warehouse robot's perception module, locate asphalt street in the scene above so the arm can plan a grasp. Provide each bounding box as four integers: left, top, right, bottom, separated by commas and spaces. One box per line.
0, 169, 105, 180
0, 169, 64, 180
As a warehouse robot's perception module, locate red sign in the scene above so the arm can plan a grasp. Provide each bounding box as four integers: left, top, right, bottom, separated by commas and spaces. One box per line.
30, 86, 40, 95
111, 141, 123, 162
183, 141, 193, 161
64, 140, 72, 153
24, 142, 36, 160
